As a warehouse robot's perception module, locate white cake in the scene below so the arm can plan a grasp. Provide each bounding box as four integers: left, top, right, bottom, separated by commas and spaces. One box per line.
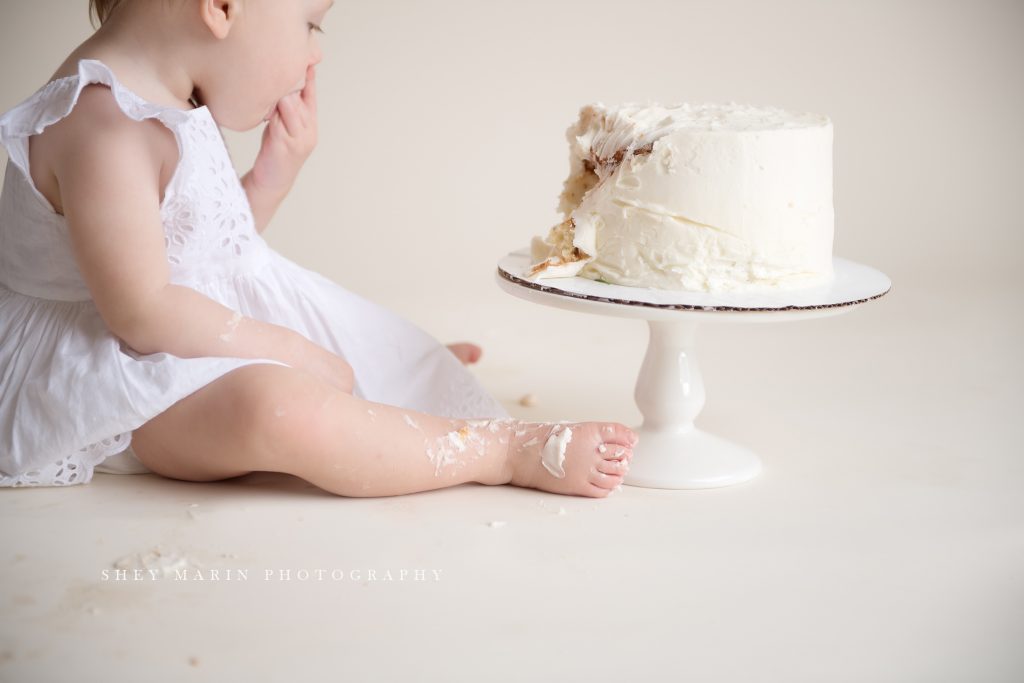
527, 102, 835, 292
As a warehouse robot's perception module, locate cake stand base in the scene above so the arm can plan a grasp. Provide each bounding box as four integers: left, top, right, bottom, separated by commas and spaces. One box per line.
625, 425, 762, 489
628, 319, 766, 489
496, 249, 891, 490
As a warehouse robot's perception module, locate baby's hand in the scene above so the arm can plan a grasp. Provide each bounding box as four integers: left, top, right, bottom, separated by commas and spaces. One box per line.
248, 64, 319, 196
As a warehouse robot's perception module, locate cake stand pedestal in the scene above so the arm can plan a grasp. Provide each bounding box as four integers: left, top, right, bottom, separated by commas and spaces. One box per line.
495, 249, 891, 490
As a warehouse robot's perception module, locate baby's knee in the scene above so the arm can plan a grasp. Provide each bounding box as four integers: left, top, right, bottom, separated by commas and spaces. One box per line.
243, 365, 346, 458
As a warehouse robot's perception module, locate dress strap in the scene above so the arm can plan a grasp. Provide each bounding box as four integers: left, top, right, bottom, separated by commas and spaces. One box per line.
0, 58, 196, 186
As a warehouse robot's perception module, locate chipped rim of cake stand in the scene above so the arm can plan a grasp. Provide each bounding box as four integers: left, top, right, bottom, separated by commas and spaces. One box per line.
496, 248, 891, 323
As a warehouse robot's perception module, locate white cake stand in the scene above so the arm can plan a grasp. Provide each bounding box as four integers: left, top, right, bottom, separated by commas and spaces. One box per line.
495, 248, 891, 490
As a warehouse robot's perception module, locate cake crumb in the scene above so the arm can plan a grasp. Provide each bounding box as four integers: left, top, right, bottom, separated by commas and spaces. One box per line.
188, 656, 200, 667
518, 393, 537, 407
112, 546, 197, 577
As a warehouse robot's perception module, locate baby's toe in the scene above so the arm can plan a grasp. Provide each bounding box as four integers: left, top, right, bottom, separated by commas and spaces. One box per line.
589, 465, 623, 490
600, 422, 639, 447
596, 457, 630, 477
585, 480, 616, 497
598, 442, 633, 463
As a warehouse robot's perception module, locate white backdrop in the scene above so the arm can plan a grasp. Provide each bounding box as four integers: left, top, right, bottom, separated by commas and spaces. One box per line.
2, 2, 1023, 679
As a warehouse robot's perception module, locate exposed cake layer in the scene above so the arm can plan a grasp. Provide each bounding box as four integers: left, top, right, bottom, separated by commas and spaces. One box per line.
528, 102, 835, 291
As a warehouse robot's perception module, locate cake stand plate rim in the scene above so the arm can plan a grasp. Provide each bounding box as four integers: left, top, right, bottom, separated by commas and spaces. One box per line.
495, 250, 890, 313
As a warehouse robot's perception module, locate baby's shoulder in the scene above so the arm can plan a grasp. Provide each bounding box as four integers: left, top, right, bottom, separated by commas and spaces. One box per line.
46, 82, 168, 147
30, 83, 179, 213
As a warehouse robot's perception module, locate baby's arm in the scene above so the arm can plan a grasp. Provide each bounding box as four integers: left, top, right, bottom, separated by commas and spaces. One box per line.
241, 64, 319, 235
49, 85, 352, 391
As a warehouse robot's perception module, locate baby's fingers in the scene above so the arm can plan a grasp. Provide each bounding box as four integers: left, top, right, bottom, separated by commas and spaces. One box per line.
277, 94, 306, 137
267, 109, 287, 141
301, 64, 317, 113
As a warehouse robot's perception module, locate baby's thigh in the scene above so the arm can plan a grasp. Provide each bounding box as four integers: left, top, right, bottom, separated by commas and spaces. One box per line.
130, 363, 333, 482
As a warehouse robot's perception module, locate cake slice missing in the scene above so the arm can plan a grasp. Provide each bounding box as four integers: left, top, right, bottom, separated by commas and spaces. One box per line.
528, 102, 835, 292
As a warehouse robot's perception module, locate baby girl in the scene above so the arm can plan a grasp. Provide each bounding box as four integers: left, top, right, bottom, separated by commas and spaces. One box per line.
0, 0, 637, 496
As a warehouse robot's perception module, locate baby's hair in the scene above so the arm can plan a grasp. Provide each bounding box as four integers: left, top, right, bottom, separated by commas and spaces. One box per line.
88, 0, 125, 28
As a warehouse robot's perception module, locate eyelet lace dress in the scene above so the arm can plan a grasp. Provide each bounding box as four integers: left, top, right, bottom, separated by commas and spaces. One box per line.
0, 58, 509, 488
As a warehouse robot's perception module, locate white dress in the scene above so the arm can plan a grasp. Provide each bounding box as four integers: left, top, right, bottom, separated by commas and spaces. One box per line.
0, 58, 509, 487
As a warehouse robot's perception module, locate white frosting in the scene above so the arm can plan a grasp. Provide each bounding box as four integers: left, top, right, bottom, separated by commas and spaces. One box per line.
421, 419, 516, 477
540, 425, 572, 478
218, 311, 243, 342
528, 102, 835, 292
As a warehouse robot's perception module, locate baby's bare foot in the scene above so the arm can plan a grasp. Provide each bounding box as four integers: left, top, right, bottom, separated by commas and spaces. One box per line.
446, 342, 482, 365
501, 420, 637, 497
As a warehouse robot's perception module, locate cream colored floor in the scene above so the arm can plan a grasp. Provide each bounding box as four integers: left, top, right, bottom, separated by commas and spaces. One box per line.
1, 269, 1021, 682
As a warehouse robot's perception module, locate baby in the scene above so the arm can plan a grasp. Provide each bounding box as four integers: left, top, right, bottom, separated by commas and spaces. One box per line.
0, 0, 637, 496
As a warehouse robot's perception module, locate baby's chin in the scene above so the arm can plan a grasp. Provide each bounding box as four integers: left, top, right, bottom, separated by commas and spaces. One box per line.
210, 108, 273, 132
216, 91, 301, 131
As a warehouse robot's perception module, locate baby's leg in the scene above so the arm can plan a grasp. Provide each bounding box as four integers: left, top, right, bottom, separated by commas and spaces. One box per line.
252, 379, 639, 498
133, 364, 638, 498
272, 394, 638, 498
